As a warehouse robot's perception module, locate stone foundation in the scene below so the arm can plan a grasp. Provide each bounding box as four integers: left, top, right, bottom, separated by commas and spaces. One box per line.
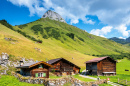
12, 72, 107, 86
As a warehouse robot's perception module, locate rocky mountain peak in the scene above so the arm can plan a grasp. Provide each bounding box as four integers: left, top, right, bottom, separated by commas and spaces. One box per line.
42, 10, 66, 23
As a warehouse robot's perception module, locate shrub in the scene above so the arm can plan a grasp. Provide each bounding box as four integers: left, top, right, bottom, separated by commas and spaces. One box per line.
77, 36, 84, 42
31, 24, 43, 35
18, 24, 27, 29
66, 33, 74, 39
0, 20, 14, 30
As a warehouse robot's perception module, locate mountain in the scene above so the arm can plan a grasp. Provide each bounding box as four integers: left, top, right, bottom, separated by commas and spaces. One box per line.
109, 37, 130, 45
126, 37, 130, 42
109, 37, 126, 44
0, 11, 130, 69
13, 17, 130, 56
42, 10, 66, 23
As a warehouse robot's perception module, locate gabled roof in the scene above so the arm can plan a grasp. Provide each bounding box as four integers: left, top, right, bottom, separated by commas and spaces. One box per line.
47, 58, 81, 69
85, 56, 116, 63
47, 58, 62, 64
16, 61, 52, 68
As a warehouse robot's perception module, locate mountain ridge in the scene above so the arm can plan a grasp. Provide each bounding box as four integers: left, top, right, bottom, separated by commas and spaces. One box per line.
109, 37, 130, 45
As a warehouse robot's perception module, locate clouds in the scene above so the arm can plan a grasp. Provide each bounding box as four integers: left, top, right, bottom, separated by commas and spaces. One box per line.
7, 0, 130, 37
7, 0, 46, 16
119, 37, 126, 39
115, 25, 130, 37
90, 26, 113, 37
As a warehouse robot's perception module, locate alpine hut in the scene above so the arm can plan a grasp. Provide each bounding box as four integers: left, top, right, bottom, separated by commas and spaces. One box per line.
85, 56, 116, 76
16, 61, 52, 78
47, 58, 80, 76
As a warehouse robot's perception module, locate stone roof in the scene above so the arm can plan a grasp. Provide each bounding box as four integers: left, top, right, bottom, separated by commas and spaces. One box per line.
16, 61, 52, 68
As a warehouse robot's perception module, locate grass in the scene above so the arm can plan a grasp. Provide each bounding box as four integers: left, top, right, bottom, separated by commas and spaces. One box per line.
73, 74, 95, 82
99, 83, 112, 86
0, 75, 43, 86
117, 58, 130, 75
49, 75, 62, 79
91, 74, 130, 82
63, 83, 72, 86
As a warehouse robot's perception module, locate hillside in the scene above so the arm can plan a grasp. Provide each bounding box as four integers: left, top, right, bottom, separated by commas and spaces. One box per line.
0, 16, 130, 69
14, 18, 130, 56
0, 23, 96, 69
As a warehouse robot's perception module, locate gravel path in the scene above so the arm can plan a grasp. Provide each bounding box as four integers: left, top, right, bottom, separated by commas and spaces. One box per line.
80, 70, 123, 86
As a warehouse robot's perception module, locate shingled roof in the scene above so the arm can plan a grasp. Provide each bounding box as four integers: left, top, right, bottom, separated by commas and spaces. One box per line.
47, 58, 80, 69
16, 61, 52, 68
85, 56, 116, 63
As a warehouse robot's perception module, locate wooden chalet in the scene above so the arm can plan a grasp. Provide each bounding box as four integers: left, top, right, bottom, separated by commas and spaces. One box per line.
85, 56, 116, 76
16, 61, 52, 78
47, 58, 80, 76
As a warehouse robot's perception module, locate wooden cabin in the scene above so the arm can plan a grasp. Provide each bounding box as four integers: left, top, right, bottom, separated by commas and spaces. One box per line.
85, 56, 116, 76
47, 58, 80, 76
16, 61, 52, 78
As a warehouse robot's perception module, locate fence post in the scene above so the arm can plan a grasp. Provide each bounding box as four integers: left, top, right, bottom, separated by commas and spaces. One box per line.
126, 79, 127, 85
118, 78, 119, 83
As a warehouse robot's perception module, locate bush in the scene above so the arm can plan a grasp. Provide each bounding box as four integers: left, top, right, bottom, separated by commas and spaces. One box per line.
0, 20, 14, 30
31, 24, 43, 35
18, 24, 27, 29
77, 36, 84, 42
37, 39, 42, 43
66, 33, 74, 39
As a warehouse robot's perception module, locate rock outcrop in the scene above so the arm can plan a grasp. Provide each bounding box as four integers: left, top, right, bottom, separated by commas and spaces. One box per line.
42, 10, 66, 23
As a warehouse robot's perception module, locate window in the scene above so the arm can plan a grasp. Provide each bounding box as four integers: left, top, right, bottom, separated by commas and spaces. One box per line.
39, 64, 43, 68
35, 73, 46, 77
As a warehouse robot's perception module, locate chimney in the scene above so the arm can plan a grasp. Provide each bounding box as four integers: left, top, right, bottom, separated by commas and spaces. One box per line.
20, 60, 23, 66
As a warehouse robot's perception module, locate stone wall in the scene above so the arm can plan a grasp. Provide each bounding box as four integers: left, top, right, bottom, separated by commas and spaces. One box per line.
0, 52, 9, 66
12, 72, 107, 86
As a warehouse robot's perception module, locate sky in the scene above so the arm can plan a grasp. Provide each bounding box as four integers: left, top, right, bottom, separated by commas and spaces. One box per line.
0, 0, 130, 39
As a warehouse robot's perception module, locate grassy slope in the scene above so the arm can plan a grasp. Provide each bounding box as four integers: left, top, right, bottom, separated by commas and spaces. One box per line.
0, 18, 130, 69
14, 18, 130, 56
0, 24, 96, 69
117, 58, 130, 75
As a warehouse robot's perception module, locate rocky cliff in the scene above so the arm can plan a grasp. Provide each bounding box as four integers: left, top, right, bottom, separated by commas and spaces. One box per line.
42, 10, 66, 23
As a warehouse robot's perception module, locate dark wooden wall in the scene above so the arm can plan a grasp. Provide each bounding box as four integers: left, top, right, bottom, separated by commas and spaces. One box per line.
102, 58, 116, 72
86, 63, 97, 70
50, 59, 80, 75
97, 61, 102, 75
86, 63, 97, 75
97, 58, 116, 75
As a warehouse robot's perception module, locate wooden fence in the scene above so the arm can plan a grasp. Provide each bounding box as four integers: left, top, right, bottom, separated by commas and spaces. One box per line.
118, 78, 130, 85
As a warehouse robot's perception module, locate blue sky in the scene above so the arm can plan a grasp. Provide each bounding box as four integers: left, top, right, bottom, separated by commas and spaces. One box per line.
0, 0, 130, 39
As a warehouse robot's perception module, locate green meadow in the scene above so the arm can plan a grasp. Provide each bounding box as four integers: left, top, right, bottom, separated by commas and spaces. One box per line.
0, 75, 43, 86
